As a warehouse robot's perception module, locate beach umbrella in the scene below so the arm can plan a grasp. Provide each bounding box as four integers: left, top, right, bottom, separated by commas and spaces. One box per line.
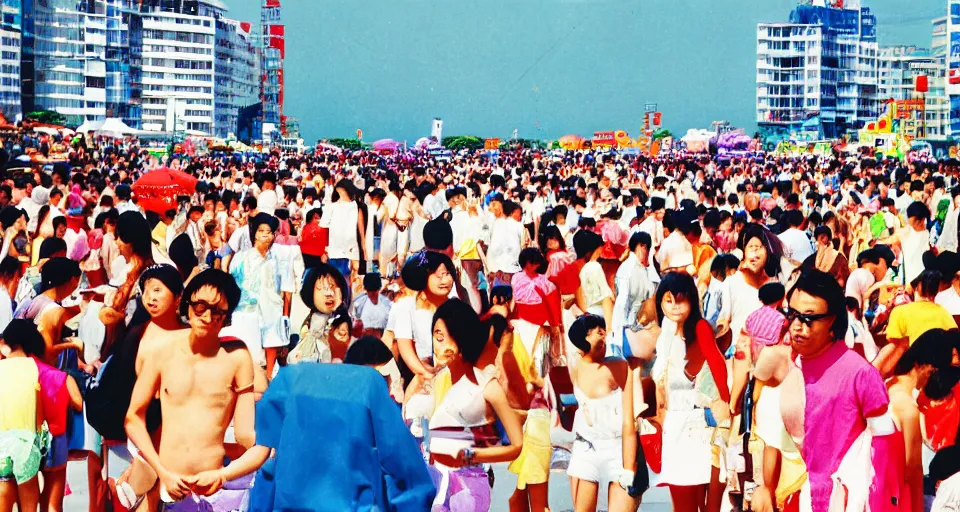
33, 126, 60, 136
372, 139, 400, 152
132, 168, 198, 214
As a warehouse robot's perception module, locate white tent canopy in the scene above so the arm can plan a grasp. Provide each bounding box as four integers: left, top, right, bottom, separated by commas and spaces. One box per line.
76, 119, 105, 133
96, 118, 136, 136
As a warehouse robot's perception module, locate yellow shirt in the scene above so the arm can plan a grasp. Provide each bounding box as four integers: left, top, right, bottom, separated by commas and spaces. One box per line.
886, 300, 958, 345
0, 357, 40, 432
151, 222, 167, 249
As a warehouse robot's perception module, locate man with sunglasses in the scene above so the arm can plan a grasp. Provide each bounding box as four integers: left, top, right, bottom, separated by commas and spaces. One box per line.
764, 269, 889, 512
125, 269, 270, 510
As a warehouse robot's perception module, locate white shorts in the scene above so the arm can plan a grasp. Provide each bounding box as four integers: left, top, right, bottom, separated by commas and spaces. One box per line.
566, 435, 623, 484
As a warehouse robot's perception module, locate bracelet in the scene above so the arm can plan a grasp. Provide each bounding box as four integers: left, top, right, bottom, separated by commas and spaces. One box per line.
463, 448, 475, 465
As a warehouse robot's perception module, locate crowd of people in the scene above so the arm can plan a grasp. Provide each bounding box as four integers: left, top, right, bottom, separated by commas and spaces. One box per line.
1, 130, 960, 512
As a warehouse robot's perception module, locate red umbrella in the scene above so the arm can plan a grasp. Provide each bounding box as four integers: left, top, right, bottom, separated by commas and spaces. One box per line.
132, 168, 198, 214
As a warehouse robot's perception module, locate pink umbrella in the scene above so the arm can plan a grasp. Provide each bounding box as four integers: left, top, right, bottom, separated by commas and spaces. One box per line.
372, 139, 401, 152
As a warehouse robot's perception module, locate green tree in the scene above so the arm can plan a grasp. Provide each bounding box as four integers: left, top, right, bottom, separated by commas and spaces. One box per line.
327, 138, 365, 151
442, 136, 484, 151
26, 110, 67, 125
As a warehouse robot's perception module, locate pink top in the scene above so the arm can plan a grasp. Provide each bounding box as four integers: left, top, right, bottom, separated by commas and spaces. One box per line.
511, 272, 557, 305
800, 341, 889, 512
32, 357, 69, 436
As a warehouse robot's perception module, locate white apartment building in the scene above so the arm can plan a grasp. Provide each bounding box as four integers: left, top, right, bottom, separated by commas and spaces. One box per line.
214, 18, 259, 139
757, 2, 879, 141
135, 0, 224, 134
0, 0, 20, 119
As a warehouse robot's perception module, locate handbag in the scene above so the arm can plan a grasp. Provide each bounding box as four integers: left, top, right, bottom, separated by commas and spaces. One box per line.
287, 314, 332, 365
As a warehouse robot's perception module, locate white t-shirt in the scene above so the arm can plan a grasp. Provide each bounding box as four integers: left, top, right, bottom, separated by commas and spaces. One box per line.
388, 296, 434, 359
321, 201, 360, 260
726, 271, 763, 341
0, 287, 12, 334
778, 228, 815, 263
845, 268, 876, 310
257, 188, 278, 216
656, 230, 693, 271
936, 286, 960, 316
487, 218, 524, 273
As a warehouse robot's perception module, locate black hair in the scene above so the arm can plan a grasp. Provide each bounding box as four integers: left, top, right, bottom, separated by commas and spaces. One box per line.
168, 233, 198, 281
912, 269, 944, 300
629, 230, 652, 253
893, 328, 955, 376
138, 263, 185, 298
433, 298, 487, 365
655, 272, 704, 347
344, 335, 394, 366
363, 273, 382, 292
572, 229, 603, 260
299, 263, 351, 312
518, 247, 547, 274
117, 211, 155, 266
400, 251, 456, 293
305, 208, 321, 223
738, 223, 785, 278
787, 269, 848, 340
906, 201, 931, 222
0, 256, 20, 280
710, 254, 730, 279
248, 212, 280, 241
758, 282, 786, 306
40, 257, 81, 292
813, 225, 832, 241
330, 306, 351, 332
178, 268, 241, 322
929, 445, 960, 483
924, 366, 960, 401
38, 237, 67, 259
2, 318, 46, 358
568, 314, 605, 354
539, 225, 565, 254
423, 218, 453, 251
0, 206, 26, 230
490, 285, 512, 306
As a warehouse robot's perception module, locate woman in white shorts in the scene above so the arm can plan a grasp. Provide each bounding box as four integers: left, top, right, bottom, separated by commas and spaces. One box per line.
566, 314, 639, 512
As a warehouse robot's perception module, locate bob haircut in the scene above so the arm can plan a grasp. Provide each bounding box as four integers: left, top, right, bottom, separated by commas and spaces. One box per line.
568, 314, 606, 354
248, 212, 280, 241
737, 223, 784, 278
300, 263, 352, 311
655, 272, 703, 347
2, 318, 47, 359
786, 269, 848, 340
344, 335, 395, 366
539, 225, 565, 253
178, 268, 241, 323
433, 299, 486, 365
518, 247, 547, 274
400, 251, 456, 293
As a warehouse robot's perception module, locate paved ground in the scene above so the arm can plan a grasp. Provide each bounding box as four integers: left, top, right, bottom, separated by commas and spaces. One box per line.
64, 457, 673, 511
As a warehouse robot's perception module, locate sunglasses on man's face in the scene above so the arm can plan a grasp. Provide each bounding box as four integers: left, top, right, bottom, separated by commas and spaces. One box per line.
188, 300, 229, 321
783, 307, 831, 326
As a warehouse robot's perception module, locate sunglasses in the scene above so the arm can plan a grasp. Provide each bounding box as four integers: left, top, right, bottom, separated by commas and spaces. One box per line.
783, 307, 831, 326
188, 300, 230, 321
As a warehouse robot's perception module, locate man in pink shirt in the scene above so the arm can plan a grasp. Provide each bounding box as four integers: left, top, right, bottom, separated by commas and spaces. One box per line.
760, 270, 889, 512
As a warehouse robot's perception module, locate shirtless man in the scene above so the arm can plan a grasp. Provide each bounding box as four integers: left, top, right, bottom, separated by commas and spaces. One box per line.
125, 269, 269, 510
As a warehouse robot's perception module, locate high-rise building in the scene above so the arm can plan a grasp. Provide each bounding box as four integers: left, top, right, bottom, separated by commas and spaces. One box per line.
0, 0, 21, 119
21, 0, 89, 120
131, 0, 223, 135
878, 46, 934, 101
261, 0, 283, 134
214, 18, 259, 138
757, 0, 879, 141
876, 45, 948, 139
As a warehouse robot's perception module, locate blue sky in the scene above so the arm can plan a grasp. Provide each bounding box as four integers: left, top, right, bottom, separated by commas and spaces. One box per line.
228, 0, 944, 142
